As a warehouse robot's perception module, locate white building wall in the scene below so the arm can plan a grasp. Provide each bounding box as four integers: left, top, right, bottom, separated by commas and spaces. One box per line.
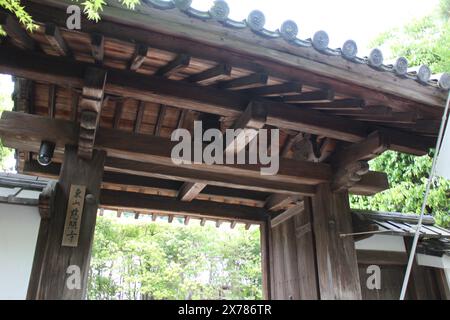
0, 203, 40, 299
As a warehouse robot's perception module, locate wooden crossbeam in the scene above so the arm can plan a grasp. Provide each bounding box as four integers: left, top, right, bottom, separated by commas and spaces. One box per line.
90, 33, 104, 65
332, 161, 370, 192
241, 82, 302, 97
1, 111, 327, 195
0, 47, 434, 154
178, 182, 208, 202
217, 73, 268, 90
134, 101, 146, 133
178, 102, 268, 202
301, 99, 365, 111
113, 100, 123, 129
0, 12, 35, 50
283, 89, 335, 104
348, 171, 389, 196
271, 202, 305, 228
129, 43, 148, 71
44, 23, 71, 57
265, 194, 301, 212
154, 105, 166, 136
331, 131, 390, 168
185, 63, 232, 85
155, 53, 190, 77
100, 190, 268, 223
48, 84, 56, 118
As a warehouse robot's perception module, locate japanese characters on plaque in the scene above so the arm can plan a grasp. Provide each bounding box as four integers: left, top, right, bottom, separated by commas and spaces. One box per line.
61, 185, 87, 247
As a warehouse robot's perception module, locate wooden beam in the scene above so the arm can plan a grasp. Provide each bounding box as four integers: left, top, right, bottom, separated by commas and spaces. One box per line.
154, 105, 166, 136
356, 250, 407, 266
0, 112, 389, 196
113, 100, 123, 129
283, 89, 335, 104
0, 46, 433, 154
90, 33, 104, 65
100, 190, 268, 223
179, 102, 268, 202
178, 182, 207, 202
200, 218, 206, 226
155, 53, 190, 77
44, 23, 71, 56
27, 146, 106, 299
332, 131, 390, 168
265, 193, 301, 212
184, 216, 190, 225
48, 84, 56, 118
271, 202, 305, 228
241, 82, 302, 97
128, 43, 148, 71
0, 12, 35, 50
301, 99, 365, 111
185, 63, 232, 85
134, 101, 145, 133
349, 171, 389, 196
217, 73, 268, 90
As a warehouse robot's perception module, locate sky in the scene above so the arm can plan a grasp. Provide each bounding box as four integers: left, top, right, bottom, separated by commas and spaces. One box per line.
191, 0, 439, 54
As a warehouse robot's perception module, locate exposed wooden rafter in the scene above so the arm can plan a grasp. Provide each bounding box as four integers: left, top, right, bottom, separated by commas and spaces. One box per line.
185, 63, 232, 85
90, 33, 104, 65
155, 53, 190, 77
128, 43, 148, 71
0, 46, 434, 154
44, 23, 71, 57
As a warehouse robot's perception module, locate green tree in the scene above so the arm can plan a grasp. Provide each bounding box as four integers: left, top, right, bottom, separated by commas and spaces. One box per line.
0, 0, 143, 35
88, 216, 262, 300
351, 0, 450, 228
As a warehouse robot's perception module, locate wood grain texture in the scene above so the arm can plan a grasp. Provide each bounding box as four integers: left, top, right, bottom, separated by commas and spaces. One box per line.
28, 145, 105, 299
312, 185, 362, 299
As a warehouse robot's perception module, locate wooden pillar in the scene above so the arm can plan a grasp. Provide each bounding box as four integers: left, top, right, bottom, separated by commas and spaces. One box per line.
27, 145, 106, 300
260, 220, 272, 300
266, 199, 319, 300
311, 184, 362, 299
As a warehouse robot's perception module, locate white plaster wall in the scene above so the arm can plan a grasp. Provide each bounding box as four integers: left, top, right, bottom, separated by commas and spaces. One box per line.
0, 203, 40, 300
355, 234, 406, 252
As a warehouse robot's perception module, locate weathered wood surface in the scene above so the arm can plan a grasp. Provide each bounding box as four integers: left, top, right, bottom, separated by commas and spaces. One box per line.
268, 198, 319, 300
27, 146, 105, 299
0, 46, 436, 155
25, 0, 447, 112
100, 190, 267, 223
312, 185, 362, 299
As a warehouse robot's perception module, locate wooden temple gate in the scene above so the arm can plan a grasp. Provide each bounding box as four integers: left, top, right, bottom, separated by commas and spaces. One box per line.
0, 0, 449, 299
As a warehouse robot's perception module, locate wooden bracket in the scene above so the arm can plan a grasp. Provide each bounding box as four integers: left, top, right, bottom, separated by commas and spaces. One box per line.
38, 181, 57, 220
332, 161, 370, 192
78, 68, 107, 159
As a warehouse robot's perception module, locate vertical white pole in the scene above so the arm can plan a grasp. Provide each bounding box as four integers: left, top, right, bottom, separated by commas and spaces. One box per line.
400, 91, 450, 300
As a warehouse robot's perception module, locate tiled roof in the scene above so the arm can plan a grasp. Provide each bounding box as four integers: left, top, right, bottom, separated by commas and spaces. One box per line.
140, 0, 450, 90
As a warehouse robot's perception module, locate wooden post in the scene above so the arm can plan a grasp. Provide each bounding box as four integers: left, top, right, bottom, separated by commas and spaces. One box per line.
27, 145, 106, 300
311, 184, 362, 299
260, 220, 272, 300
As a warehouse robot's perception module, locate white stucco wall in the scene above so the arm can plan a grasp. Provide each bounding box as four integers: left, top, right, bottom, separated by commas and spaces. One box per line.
0, 203, 40, 299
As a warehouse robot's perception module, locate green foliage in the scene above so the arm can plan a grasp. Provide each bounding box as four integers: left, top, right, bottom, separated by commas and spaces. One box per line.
351, 0, 450, 227
88, 217, 262, 300
353, 1, 450, 228
351, 151, 450, 227
0, 0, 143, 34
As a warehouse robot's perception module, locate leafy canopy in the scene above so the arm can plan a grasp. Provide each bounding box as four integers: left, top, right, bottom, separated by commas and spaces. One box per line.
352, 0, 450, 228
